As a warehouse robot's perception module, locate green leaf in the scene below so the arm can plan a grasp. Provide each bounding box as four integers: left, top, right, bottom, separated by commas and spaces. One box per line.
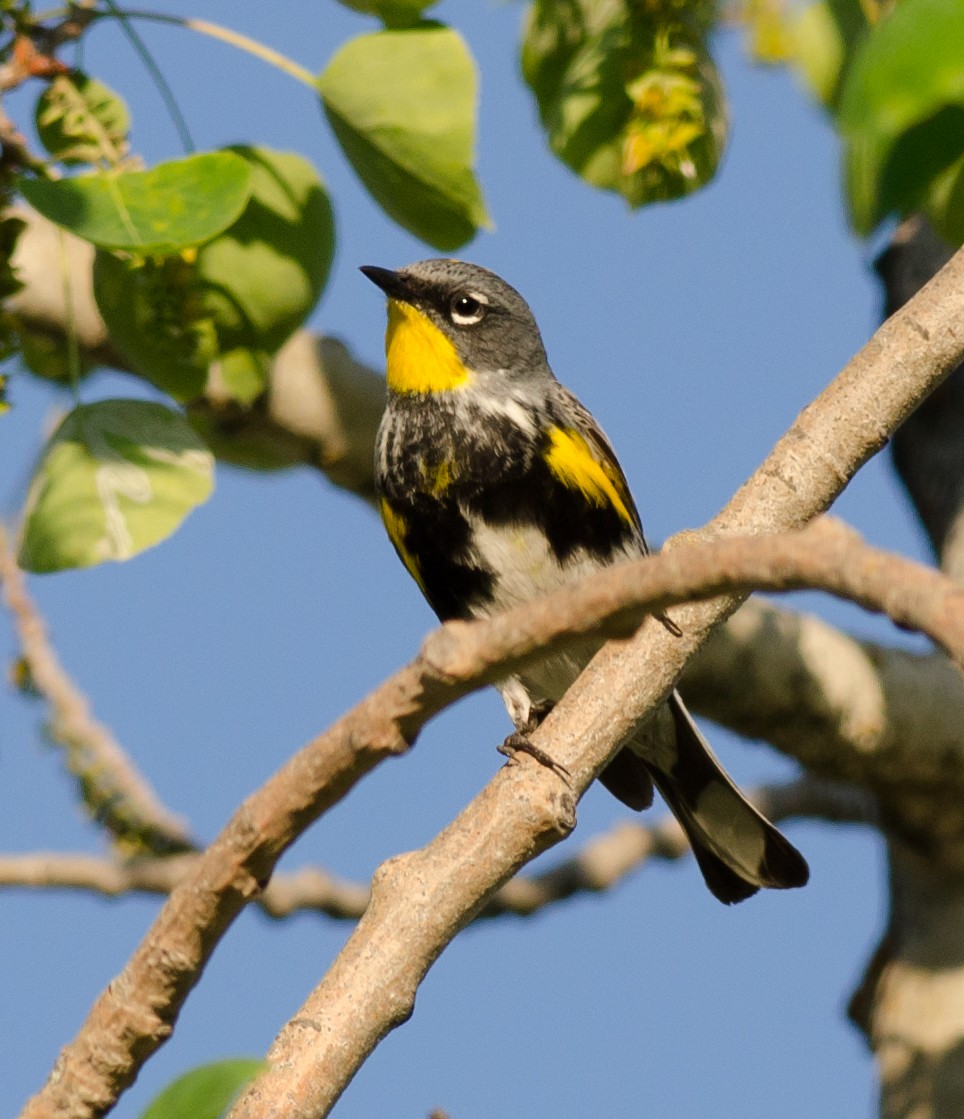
934, 154, 964, 244
19, 151, 253, 255
791, 0, 870, 111
839, 0, 964, 137
335, 0, 438, 25
139, 1059, 265, 1119
93, 147, 334, 404
837, 0, 964, 238
19, 399, 214, 573
197, 146, 335, 363
521, 0, 726, 207
317, 25, 488, 250
92, 252, 218, 400
35, 73, 130, 165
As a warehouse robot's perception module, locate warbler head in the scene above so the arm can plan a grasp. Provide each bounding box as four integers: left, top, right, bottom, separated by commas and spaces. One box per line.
360, 259, 550, 394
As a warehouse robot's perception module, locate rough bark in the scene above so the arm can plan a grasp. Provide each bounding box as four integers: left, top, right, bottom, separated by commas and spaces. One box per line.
851, 218, 964, 1119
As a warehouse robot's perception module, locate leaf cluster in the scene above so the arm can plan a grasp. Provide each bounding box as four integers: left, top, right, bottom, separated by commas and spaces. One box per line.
794, 0, 964, 242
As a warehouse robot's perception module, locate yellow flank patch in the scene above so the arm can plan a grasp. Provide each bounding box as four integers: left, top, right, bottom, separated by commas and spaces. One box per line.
545, 427, 635, 526
421, 457, 454, 495
379, 497, 426, 593
385, 299, 472, 394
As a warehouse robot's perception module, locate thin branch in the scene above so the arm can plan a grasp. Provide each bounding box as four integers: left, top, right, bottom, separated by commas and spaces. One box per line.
0, 777, 874, 920
0, 528, 195, 854
0, 853, 370, 920
99, 8, 318, 89
96, 0, 194, 153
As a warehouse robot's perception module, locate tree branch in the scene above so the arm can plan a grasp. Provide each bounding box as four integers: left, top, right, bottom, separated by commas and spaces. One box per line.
881, 218, 964, 578
19, 237, 964, 1119
0, 527, 194, 855
686, 597, 964, 804
226, 235, 964, 1119
0, 776, 874, 921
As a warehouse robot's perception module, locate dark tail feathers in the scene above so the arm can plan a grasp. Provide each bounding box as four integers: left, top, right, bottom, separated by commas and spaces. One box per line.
599, 692, 809, 905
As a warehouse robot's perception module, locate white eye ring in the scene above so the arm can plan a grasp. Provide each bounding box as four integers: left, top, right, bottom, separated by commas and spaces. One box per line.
449, 291, 488, 326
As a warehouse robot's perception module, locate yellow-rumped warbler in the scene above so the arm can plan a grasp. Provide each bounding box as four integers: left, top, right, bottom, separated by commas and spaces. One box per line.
362, 259, 808, 904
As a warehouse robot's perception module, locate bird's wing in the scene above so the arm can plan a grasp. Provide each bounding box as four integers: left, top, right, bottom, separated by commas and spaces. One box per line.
548, 381, 648, 551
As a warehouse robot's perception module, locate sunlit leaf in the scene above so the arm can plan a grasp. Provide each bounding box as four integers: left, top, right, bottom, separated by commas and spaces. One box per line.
19, 151, 252, 255
139, 1059, 265, 1119
19, 399, 214, 573
35, 73, 130, 165
318, 25, 488, 250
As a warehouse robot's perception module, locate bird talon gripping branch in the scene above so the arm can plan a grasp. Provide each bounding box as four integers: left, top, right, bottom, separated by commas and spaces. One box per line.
497, 731, 573, 784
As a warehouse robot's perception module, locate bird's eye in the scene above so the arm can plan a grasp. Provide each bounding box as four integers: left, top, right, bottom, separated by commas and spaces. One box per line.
449, 292, 487, 326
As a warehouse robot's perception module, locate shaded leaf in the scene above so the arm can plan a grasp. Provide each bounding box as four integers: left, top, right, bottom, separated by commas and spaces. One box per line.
521, 0, 725, 207
837, 0, 964, 238
93, 148, 334, 404
35, 73, 130, 165
335, 0, 438, 25
19, 151, 252, 255
139, 1059, 265, 1119
93, 252, 217, 400
791, 0, 869, 110
19, 399, 214, 573
934, 154, 964, 244
318, 25, 487, 250
198, 146, 335, 372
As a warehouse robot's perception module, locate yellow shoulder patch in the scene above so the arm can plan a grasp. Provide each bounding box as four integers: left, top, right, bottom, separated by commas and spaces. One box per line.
545, 427, 635, 527
385, 299, 473, 394
379, 497, 427, 593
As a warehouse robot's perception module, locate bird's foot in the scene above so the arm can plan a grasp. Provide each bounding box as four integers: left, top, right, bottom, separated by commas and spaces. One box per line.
498, 700, 570, 783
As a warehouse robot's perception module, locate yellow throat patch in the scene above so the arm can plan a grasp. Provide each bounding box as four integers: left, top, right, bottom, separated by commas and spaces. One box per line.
385, 299, 472, 394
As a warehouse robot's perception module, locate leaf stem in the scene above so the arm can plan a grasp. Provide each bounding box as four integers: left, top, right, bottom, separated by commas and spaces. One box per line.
98, 0, 195, 153
55, 228, 82, 396
104, 8, 318, 90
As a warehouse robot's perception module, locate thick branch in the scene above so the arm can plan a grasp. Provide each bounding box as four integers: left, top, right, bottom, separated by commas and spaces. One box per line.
228, 241, 964, 1119
687, 598, 964, 799
880, 218, 964, 578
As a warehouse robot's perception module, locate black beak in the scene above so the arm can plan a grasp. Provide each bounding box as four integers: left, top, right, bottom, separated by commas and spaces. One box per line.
360, 265, 408, 300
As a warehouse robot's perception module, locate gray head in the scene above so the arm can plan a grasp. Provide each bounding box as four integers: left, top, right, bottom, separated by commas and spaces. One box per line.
360, 259, 550, 378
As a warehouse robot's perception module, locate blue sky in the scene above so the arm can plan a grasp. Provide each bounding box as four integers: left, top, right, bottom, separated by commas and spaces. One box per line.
0, 3, 929, 1116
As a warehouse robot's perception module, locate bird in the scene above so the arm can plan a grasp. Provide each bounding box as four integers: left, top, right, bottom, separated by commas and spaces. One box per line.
362, 258, 809, 904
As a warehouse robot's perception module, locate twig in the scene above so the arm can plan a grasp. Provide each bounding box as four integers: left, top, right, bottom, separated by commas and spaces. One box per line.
0, 777, 873, 919
0, 528, 195, 854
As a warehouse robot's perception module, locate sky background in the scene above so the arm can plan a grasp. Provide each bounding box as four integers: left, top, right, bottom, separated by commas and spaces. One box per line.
0, 2, 932, 1116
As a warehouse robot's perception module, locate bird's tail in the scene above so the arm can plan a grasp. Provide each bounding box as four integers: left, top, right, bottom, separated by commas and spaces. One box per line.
640, 692, 810, 904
